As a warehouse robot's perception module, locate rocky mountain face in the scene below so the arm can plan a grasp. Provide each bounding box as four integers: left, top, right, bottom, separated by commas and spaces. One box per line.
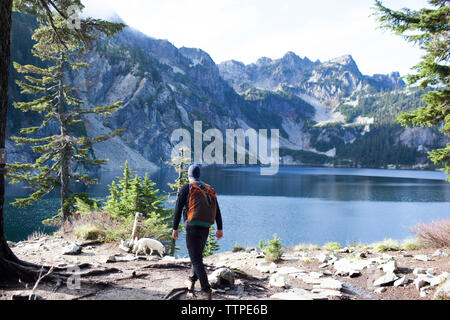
7, 13, 448, 170
219, 52, 404, 107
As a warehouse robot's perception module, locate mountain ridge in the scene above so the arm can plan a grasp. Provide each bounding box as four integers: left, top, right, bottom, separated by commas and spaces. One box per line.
6, 12, 448, 170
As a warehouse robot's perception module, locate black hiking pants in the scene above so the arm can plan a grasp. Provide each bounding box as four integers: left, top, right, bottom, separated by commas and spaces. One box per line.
186, 224, 211, 292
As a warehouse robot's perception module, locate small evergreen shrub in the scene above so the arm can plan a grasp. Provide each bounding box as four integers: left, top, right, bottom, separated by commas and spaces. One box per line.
261, 234, 284, 263
323, 242, 342, 252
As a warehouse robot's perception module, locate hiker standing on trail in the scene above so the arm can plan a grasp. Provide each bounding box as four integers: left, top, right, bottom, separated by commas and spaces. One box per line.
172, 164, 223, 300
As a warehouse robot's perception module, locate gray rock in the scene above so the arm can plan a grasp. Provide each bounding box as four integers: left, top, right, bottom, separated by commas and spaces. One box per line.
374, 287, 386, 294
269, 273, 286, 288
393, 276, 409, 287
255, 262, 277, 274
432, 249, 449, 257
208, 267, 235, 289
316, 253, 329, 263
313, 278, 343, 291
381, 260, 397, 273
414, 254, 432, 262
106, 255, 117, 263
414, 277, 430, 291
270, 288, 341, 300
356, 251, 367, 258
434, 278, 450, 300
62, 244, 82, 255
6, 241, 16, 248
428, 272, 449, 288
373, 272, 399, 287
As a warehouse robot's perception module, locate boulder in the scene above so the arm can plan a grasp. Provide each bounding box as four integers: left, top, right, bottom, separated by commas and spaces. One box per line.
432, 249, 449, 257
373, 272, 399, 287
270, 288, 341, 300
62, 244, 82, 255
414, 277, 430, 291
434, 278, 450, 300
105, 255, 117, 263
208, 268, 235, 289
334, 258, 372, 276
393, 276, 409, 287
316, 253, 329, 263
414, 254, 432, 262
313, 278, 343, 291
428, 272, 449, 288
255, 262, 277, 274
381, 260, 397, 273
269, 273, 286, 288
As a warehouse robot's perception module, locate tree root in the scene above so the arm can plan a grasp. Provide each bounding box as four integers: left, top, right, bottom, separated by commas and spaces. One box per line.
143, 262, 191, 270
0, 257, 68, 285
80, 267, 121, 278
163, 287, 188, 300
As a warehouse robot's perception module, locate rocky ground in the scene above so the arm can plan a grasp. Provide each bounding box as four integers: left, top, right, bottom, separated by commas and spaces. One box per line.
0, 235, 448, 300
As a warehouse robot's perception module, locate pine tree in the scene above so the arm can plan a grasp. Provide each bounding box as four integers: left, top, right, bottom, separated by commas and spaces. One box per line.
0, 0, 123, 283
373, 0, 450, 181
6, 11, 126, 221
166, 147, 192, 255
203, 225, 220, 257
167, 147, 192, 194
103, 161, 171, 220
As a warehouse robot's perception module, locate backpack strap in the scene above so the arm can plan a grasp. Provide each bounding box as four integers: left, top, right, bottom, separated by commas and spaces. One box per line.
182, 183, 192, 222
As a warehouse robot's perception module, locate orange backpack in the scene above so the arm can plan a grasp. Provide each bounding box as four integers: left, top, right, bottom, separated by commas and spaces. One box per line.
186, 182, 217, 227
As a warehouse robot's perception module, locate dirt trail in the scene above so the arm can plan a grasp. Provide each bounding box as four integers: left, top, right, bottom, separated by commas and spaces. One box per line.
0, 235, 448, 300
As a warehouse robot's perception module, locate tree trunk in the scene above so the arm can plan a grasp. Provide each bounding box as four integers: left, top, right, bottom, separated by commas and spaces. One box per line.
0, 2, 56, 283
0, 0, 28, 282
58, 55, 71, 221
60, 143, 71, 221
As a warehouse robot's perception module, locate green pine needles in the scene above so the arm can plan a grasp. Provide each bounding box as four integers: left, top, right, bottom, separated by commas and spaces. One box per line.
103, 161, 172, 222
260, 234, 284, 263
203, 225, 221, 257
373, 0, 450, 181
7, 6, 126, 220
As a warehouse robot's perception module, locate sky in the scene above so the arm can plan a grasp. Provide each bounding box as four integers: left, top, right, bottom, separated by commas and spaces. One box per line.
81, 0, 431, 76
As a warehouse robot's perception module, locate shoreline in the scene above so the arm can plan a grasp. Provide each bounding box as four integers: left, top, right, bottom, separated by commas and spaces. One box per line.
2, 234, 448, 300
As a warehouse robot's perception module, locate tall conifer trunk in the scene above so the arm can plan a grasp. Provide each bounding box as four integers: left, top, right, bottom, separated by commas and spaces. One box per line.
0, 0, 24, 281
57, 55, 71, 221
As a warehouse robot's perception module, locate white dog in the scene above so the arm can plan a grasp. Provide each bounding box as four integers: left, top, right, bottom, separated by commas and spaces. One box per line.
132, 237, 165, 257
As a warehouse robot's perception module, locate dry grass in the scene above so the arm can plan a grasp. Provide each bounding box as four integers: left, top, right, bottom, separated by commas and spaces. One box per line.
27, 230, 48, 241
410, 219, 450, 248
371, 238, 401, 252
293, 243, 321, 251
60, 211, 123, 241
